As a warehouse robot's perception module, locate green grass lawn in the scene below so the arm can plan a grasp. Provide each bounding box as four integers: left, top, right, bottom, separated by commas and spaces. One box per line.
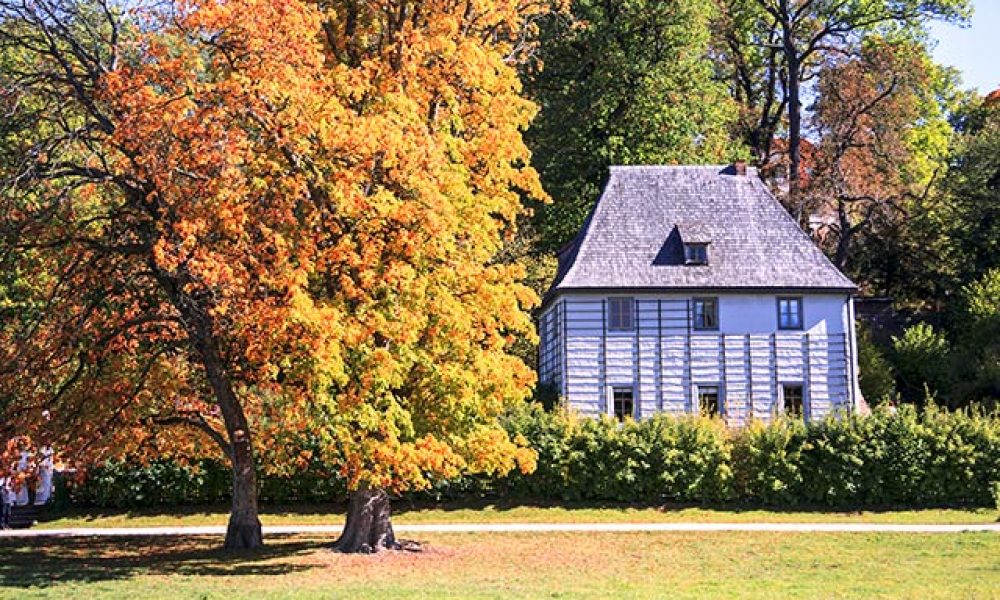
36, 501, 999, 529
1, 531, 997, 599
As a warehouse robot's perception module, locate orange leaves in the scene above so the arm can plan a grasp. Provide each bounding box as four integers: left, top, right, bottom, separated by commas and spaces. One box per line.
3, 0, 550, 500
461, 427, 538, 478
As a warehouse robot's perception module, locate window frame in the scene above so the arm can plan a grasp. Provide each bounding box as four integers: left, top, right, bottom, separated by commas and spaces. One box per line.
607, 297, 636, 332
781, 383, 806, 418
691, 297, 719, 331
611, 386, 635, 422
696, 384, 721, 418
776, 296, 804, 330
684, 243, 709, 265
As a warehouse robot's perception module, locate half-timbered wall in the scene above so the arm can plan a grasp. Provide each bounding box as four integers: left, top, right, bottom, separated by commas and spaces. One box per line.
538, 293, 858, 425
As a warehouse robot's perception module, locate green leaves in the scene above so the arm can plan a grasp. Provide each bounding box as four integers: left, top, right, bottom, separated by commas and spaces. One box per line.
523, 0, 743, 251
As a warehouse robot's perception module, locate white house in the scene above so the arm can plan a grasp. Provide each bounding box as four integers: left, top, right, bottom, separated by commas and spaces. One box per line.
537, 165, 861, 425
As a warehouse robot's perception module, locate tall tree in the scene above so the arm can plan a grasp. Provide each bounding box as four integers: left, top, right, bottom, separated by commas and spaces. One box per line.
848, 89, 999, 310
934, 92, 1000, 295
806, 39, 954, 271
1, 0, 544, 552
716, 0, 969, 218
524, 0, 742, 251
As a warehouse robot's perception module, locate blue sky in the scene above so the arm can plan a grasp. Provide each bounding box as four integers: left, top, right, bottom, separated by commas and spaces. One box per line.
929, 1, 999, 93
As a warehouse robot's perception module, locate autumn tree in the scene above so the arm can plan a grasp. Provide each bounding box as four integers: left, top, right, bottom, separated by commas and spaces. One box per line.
524, 0, 742, 251
1, 0, 544, 552
806, 39, 954, 271
715, 0, 969, 216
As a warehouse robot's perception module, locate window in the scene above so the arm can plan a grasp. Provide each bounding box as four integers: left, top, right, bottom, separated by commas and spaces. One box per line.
607, 297, 635, 332
692, 297, 718, 330
613, 387, 635, 422
697, 385, 720, 417
777, 297, 803, 330
782, 384, 804, 417
684, 243, 709, 265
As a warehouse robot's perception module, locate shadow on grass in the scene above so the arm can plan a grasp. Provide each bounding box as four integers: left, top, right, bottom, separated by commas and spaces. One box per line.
0, 535, 319, 589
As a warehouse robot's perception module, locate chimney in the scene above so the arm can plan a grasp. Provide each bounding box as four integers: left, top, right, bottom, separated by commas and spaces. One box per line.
733, 161, 747, 176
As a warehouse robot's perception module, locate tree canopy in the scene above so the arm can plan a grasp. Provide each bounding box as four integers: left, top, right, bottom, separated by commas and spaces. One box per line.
0, 0, 543, 551
524, 0, 741, 251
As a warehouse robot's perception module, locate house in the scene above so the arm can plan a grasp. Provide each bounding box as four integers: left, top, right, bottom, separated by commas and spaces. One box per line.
537, 164, 861, 425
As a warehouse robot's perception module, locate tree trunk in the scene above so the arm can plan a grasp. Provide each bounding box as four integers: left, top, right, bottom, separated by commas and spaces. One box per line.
834, 201, 854, 270
158, 272, 264, 550
780, 0, 804, 222
332, 488, 399, 553
224, 434, 263, 551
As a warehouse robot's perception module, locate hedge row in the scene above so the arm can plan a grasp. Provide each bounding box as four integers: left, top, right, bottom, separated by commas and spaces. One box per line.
64, 404, 1000, 509
62, 459, 347, 509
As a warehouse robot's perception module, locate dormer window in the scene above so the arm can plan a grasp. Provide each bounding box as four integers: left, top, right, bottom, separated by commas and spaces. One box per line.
684, 243, 708, 265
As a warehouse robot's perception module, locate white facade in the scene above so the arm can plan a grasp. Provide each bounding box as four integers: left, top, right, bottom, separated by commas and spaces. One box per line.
538, 291, 861, 425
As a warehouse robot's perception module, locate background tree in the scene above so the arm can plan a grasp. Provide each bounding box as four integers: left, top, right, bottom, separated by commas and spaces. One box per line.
806, 39, 955, 271
524, 0, 741, 252
715, 0, 969, 218
931, 92, 1000, 299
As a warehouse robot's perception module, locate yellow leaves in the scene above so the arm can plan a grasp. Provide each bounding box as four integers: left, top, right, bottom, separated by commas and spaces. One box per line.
460, 426, 538, 478
5, 0, 552, 495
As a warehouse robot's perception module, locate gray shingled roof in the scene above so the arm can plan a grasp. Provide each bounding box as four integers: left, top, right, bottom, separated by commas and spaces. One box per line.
547, 165, 856, 299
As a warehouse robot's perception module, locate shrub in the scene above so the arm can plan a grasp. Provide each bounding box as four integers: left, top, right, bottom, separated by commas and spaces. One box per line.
955, 269, 1000, 410
62, 404, 1000, 510
67, 458, 230, 508
732, 417, 807, 505
892, 323, 952, 404
857, 327, 896, 405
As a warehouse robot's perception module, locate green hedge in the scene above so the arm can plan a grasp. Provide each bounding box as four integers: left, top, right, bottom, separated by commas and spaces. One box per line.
65, 404, 1000, 509
65, 459, 347, 508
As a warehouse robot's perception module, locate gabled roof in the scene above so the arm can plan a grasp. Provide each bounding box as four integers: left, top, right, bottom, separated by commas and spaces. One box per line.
547, 165, 856, 301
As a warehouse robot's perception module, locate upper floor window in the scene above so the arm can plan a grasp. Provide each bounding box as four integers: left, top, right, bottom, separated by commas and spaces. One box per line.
777, 297, 803, 330
692, 297, 718, 330
684, 243, 709, 265
607, 297, 635, 332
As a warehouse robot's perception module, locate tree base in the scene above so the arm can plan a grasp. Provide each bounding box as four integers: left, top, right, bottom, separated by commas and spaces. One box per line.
224, 517, 264, 551
332, 488, 406, 554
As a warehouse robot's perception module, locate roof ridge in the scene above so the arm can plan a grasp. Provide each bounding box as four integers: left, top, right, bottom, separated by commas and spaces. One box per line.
609, 164, 761, 177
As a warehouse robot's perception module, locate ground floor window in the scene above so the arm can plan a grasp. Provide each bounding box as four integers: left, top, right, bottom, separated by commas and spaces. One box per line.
782, 384, 805, 417
697, 385, 720, 417
612, 387, 634, 422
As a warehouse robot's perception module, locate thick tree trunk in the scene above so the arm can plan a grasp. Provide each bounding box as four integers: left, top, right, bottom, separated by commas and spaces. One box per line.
155, 267, 265, 551
224, 435, 263, 551
332, 488, 400, 553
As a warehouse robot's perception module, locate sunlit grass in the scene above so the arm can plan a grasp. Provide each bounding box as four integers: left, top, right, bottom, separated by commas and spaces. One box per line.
1, 531, 998, 599
35, 500, 998, 529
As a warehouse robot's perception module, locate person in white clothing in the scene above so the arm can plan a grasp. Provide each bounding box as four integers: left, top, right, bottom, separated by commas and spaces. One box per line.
34, 446, 54, 505
14, 450, 31, 506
